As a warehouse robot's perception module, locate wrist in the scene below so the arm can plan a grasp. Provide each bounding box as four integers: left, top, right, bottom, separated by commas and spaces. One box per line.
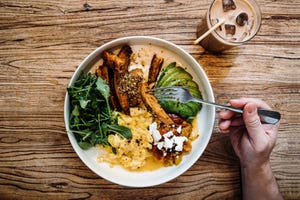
241, 161, 283, 200
241, 160, 271, 176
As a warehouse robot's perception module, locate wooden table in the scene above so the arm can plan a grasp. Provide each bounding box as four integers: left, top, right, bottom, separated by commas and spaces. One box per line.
0, 0, 299, 199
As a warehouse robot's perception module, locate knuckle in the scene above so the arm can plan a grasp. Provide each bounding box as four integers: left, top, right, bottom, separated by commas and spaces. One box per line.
246, 116, 261, 128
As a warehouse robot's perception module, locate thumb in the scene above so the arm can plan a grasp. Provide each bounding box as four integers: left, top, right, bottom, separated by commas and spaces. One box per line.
243, 103, 265, 141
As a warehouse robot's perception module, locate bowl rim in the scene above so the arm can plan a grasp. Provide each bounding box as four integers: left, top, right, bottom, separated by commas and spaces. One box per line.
64, 36, 215, 187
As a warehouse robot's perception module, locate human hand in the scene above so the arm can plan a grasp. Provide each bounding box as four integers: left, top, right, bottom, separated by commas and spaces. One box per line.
218, 98, 280, 168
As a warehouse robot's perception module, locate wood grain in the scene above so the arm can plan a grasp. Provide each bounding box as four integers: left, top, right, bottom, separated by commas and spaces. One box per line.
0, 0, 299, 199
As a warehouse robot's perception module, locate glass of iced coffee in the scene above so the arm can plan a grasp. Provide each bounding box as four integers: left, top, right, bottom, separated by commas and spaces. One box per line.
197, 0, 261, 52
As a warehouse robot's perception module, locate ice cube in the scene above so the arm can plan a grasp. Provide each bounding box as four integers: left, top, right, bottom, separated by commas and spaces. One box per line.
236, 12, 249, 26
225, 24, 236, 36
238, 32, 248, 41
246, 18, 254, 32
211, 18, 218, 25
222, 0, 236, 12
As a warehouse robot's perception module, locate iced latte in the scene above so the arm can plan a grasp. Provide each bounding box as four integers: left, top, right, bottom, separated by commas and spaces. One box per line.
197, 0, 261, 52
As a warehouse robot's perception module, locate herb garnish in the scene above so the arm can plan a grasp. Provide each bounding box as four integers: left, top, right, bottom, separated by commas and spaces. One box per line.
68, 73, 132, 150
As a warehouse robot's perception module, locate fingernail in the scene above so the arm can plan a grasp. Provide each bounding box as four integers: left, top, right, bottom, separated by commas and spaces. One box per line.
246, 103, 257, 114
221, 129, 230, 134
219, 119, 231, 130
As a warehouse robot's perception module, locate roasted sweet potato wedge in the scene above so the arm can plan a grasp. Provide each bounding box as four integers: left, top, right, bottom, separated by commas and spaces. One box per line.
101, 45, 133, 115
95, 64, 121, 110
114, 72, 130, 115
117, 45, 132, 71
95, 64, 109, 82
148, 54, 164, 85
102, 51, 123, 72
140, 82, 174, 125
102, 45, 132, 73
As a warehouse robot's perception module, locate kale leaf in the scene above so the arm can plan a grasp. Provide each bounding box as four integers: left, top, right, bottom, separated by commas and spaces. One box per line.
68, 73, 132, 150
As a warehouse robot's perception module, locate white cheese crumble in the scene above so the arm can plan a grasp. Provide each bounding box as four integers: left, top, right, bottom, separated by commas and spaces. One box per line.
149, 122, 187, 153
176, 125, 182, 134
149, 122, 162, 142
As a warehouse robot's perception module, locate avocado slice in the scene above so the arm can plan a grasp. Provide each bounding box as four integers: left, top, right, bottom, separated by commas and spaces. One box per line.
180, 85, 202, 98
155, 62, 203, 122
157, 67, 192, 87
156, 62, 176, 85
161, 78, 199, 89
159, 100, 201, 122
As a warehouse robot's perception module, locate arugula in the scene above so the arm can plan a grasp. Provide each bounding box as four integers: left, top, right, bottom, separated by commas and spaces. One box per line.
67, 73, 132, 150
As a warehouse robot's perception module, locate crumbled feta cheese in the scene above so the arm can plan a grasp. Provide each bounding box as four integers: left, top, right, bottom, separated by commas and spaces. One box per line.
149, 122, 162, 142
149, 122, 187, 153
157, 142, 164, 150
152, 130, 161, 142
164, 137, 173, 149
173, 136, 187, 151
163, 131, 173, 139
176, 125, 182, 134
149, 122, 157, 132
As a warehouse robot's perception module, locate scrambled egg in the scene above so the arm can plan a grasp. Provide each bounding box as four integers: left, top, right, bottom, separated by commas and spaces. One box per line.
99, 107, 154, 170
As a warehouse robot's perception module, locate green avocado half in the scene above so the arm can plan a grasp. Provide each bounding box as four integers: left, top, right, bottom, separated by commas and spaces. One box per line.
156, 62, 202, 122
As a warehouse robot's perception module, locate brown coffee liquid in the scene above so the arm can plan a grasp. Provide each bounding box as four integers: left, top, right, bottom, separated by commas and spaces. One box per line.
197, 0, 261, 52
197, 15, 238, 52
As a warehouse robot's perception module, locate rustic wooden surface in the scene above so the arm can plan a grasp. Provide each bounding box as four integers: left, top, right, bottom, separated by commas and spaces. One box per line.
0, 0, 299, 199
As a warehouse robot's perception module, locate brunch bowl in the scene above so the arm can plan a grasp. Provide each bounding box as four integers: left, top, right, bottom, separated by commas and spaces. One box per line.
64, 36, 215, 187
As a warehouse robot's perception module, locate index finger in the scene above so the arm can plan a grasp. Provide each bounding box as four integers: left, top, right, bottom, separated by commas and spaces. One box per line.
229, 98, 272, 110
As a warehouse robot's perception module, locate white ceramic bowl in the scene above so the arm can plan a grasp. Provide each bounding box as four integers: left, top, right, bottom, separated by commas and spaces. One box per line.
64, 36, 215, 187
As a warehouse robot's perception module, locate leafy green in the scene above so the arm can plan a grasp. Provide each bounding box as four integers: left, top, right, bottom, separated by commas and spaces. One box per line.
156, 62, 202, 122
67, 73, 132, 150
96, 78, 110, 102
